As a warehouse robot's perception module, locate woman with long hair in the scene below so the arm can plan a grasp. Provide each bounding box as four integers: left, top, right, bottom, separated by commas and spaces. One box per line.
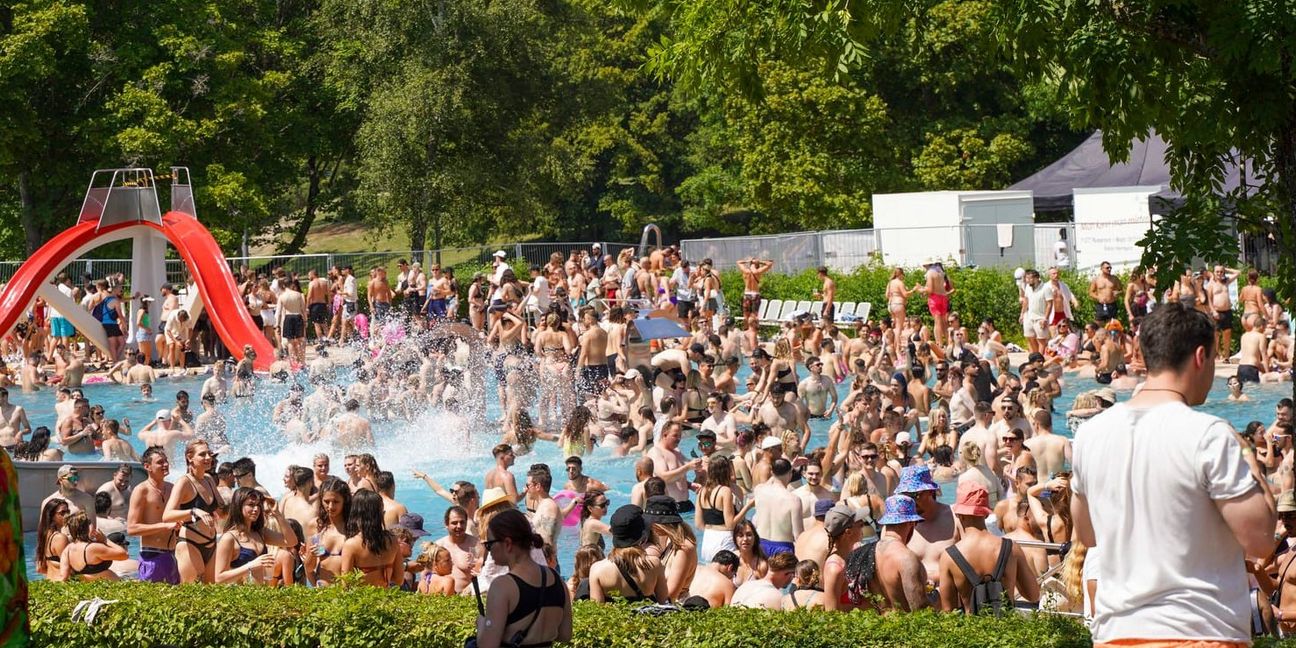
918, 407, 956, 460
1026, 472, 1074, 568
305, 476, 351, 585
731, 519, 767, 586
558, 406, 595, 458
578, 490, 611, 551
269, 519, 308, 587
163, 440, 224, 583
885, 267, 915, 355
697, 455, 738, 563
589, 505, 667, 603
822, 505, 869, 611
341, 489, 402, 586
475, 508, 572, 646
569, 544, 605, 600
533, 313, 573, 428
758, 338, 799, 405
59, 511, 127, 581
214, 488, 298, 584
352, 454, 379, 492
415, 544, 456, 596
644, 496, 698, 601
783, 559, 824, 610
36, 498, 70, 580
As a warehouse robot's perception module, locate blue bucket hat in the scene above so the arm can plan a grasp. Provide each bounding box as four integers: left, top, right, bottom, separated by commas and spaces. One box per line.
878, 495, 924, 526
895, 465, 939, 494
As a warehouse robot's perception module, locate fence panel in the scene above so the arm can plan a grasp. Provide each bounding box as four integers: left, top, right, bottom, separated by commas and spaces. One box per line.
820, 229, 879, 272
1033, 224, 1075, 270
682, 232, 821, 273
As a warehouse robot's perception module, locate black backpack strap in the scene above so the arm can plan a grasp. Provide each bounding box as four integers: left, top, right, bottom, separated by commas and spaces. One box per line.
944, 545, 983, 585
615, 561, 650, 601
990, 538, 1013, 582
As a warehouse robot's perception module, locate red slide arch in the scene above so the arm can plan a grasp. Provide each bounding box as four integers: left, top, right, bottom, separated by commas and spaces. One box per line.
0, 212, 273, 370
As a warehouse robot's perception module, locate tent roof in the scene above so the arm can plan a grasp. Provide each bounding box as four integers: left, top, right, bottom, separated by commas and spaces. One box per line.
1010, 131, 1250, 212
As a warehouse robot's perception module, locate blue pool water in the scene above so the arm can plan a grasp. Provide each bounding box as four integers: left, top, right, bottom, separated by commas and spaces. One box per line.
13, 366, 1290, 579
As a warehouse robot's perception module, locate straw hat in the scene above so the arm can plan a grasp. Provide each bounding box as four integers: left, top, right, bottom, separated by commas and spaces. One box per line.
479, 487, 511, 512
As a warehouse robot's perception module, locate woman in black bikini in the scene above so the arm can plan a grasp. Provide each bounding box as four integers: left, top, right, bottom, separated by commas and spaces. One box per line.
36, 498, 70, 580
214, 488, 297, 584
588, 505, 668, 603
341, 489, 402, 587
59, 511, 127, 581
475, 508, 572, 647
164, 440, 223, 583
305, 477, 350, 586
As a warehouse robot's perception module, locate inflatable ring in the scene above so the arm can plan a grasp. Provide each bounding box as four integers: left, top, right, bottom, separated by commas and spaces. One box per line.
553, 490, 583, 527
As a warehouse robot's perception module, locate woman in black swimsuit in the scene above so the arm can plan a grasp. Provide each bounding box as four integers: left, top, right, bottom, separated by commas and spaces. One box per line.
164, 440, 224, 583
36, 498, 70, 580
476, 508, 572, 647
588, 505, 668, 603
215, 488, 298, 584
60, 511, 127, 581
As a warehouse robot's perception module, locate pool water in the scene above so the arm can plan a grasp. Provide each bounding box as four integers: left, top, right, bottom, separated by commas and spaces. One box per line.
13, 365, 1289, 579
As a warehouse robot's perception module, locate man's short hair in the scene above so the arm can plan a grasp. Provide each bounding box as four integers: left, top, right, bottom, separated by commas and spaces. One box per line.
712, 550, 739, 567
141, 446, 167, 466
492, 443, 513, 457
644, 476, 666, 497
973, 401, 994, 416
768, 552, 798, 571
1139, 301, 1216, 373
526, 466, 552, 491
772, 458, 793, 477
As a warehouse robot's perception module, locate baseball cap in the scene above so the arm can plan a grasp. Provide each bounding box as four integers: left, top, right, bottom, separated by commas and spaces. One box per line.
57, 465, 77, 478
695, 429, 717, 441
492, 250, 507, 258
823, 503, 870, 537
155, 408, 172, 421
624, 369, 641, 381
813, 499, 834, 519
895, 431, 913, 446
951, 481, 992, 517
760, 436, 783, 451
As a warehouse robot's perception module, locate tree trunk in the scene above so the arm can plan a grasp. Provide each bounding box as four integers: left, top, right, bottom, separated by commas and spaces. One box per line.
17, 171, 42, 255
432, 213, 442, 265
408, 215, 427, 261
277, 154, 321, 256
1273, 84, 1296, 404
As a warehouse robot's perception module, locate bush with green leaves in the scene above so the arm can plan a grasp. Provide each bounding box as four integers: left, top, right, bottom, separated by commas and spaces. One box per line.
26, 580, 1114, 648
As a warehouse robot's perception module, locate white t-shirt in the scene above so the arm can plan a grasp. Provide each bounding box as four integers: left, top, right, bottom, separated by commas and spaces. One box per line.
528, 275, 551, 312
671, 267, 694, 301
1053, 240, 1070, 267
1023, 283, 1049, 319
342, 275, 358, 303
1072, 401, 1256, 642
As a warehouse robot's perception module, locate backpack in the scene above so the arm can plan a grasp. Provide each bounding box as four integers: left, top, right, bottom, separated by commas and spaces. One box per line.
91, 298, 108, 322
946, 538, 1013, 616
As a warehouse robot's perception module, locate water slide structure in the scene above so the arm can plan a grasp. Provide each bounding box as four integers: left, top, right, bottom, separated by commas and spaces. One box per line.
0, 168, 273, 370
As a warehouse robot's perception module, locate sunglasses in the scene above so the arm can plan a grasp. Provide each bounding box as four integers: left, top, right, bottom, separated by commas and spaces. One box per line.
483, 538, 502, 551
862, 454, 879, 461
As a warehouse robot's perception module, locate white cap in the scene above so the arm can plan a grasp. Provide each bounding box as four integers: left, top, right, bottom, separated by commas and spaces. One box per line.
155, 408, 172, 421
760, 436, 783, 450
493, 250, 507, 258
1013, 267, 1025, 280
624, 368, 641, 380
896, 431, 913, 445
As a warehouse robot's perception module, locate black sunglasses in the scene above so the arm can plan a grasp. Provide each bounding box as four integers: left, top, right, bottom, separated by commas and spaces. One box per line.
482, 538, 502, 551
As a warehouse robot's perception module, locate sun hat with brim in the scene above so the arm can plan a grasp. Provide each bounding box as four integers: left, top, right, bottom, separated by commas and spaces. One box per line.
1279, 491, 1296, 514
895, 465, 939, 494
878, 495, 924, 526
479, 487, 511, 512
824, 502, 871, 537
813, 499, 835, 519
642, 495, 683, 526
610, 504, 650, 548
951, 481, 992, 517
1094, 387, 1117, 405
396, 513, 430, 539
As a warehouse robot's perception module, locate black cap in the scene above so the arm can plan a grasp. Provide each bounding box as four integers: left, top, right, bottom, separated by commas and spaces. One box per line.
610, 504, 650, 548
696, 429, 717, 440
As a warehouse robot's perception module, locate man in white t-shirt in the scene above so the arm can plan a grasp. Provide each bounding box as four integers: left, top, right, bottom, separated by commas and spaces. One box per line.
525, 265, 550, 320
1053, 228, 1070, 268
1018, 269, 1049, 355
1071, 300, 1275, 645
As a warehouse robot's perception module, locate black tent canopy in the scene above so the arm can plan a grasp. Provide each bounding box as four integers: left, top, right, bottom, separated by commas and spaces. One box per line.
1010, 131, 1251, 212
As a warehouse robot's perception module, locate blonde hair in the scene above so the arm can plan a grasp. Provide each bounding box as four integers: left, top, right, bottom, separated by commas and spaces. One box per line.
960, 440, 983, 464
773, 338, 792, 360
416, 544, 450, 570
841, 471, 868, 498
1072, 391, 1098, 410
1060, 540, 1089, 603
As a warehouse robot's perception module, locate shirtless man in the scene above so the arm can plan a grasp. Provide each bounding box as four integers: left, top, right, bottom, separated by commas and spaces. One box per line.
1238, 314, 1270, 384
689, 549, 738, 607
277, 280, 307, 364
425, 265, 451, 320
736, 257, 774, 318
732, 552, 797, 609
367, 268, 393, 323
306, 269, 331, 341
194, 393, 232, 455
329, 399, 374, 448
128, 446, 181, 584
1022, 410, 1071, 480
605, 307, 627, 374
1207, 265, 1240, 361
162, 310, 192, 374
576, 308, 609, 400
434, 506, 479, 593
524, 466, 562, 549
201, 360, 230, 403
138, 409, 197, 458
1087, 261, 1122, 323
752, 458, 803, 556
799, 358, 838, 419
154, 284, 180, 363
563, 456, 608, 494
897, 466, 959, 589
874, 494, 931, 611
649, 423, 702, 514
794, 463, 835, 528
375, 471, 408, 528
57, 397, 97, 455
629, 456, 653, 508
700, 393, 738, 450
485, 443, 519, 504
938, 481, 1038, 612
0, 387, 32, 452
42, 465, 97, 524
814, 266, 837, 324
108, 353, 156, 385
918, 259, 953, 345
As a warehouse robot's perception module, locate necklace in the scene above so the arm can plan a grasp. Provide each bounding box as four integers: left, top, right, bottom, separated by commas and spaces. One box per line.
1137, 388, 1188, 403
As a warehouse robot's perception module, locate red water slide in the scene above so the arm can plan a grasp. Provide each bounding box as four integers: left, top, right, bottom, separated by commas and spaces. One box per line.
0, 214, 273, 371
160, 212, 274, 370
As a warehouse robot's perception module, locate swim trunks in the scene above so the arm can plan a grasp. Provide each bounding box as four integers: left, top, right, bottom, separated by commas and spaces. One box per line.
676, 300, 696, 321
372, 302, 391, 322
675, 499, 695, 515
821, 302, 835, 323
1095, 302, 1118, 321
578, 364, 609, 396
139, 548, 180, 585
308, 302, 329, 324
742, 292, 761, 317
1048, 311, 1068, 327
1237, 364, 1261, 383
426, 298, 448, 319
102, 323, 124, 338
281, 314, 304, 340
51, 317, 74, 338
1215, 309, 1234, 330
759, 539, 795, 557
927, 293, 949, 317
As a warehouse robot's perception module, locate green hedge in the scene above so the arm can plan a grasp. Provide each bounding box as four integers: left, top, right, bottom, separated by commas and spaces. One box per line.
24, 580, 1113, 648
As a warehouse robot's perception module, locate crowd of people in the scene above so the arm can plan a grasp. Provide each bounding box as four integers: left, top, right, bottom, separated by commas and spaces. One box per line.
7, 243, 1296, 646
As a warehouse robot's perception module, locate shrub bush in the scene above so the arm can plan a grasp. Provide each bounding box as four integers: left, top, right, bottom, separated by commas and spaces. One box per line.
26, 580, 1115, 648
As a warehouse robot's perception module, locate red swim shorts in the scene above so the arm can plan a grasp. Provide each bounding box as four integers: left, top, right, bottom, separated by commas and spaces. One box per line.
927, 293, 949, 317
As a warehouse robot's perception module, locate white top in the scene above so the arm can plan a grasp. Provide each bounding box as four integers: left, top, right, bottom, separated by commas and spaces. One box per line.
1041, 281, 1075, 320
342, 275, 358, 303
1072, 401, 1256, 642
1053, 240, 1070, 267
50, 283, 74, 319
492, 262, 508, 286
527, 275, 551, 312
671, 267, 694, 301
1022, 283, 1049, 319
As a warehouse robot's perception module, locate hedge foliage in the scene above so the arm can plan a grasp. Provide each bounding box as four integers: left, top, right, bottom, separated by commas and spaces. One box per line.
24, 580, 1113, 648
